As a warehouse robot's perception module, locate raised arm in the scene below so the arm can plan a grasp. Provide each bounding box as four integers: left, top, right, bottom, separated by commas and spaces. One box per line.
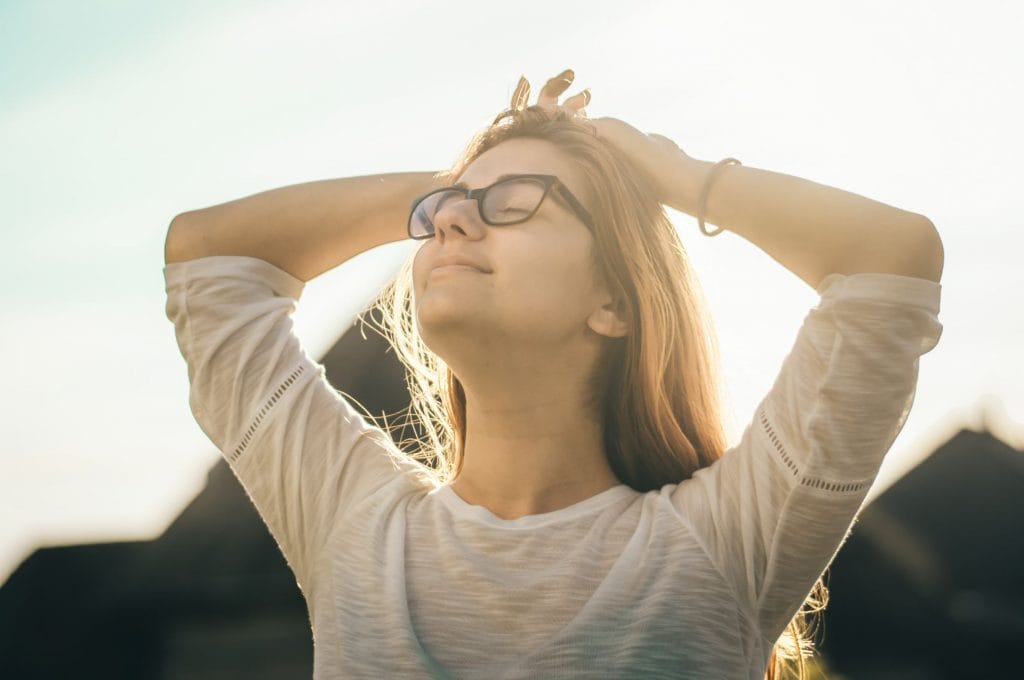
164, 171, 445, 281
591, 116, 945, 288
163, 171, 448, 582
676, 157, 945, 287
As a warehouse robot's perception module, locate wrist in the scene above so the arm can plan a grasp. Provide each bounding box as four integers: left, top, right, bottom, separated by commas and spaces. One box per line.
665, 157, 713, 216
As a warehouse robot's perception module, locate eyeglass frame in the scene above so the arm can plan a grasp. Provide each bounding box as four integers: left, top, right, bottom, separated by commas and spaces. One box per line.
407, 173, 596, 240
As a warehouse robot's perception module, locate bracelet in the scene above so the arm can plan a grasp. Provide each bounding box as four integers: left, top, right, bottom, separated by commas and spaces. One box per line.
696, 157, 742, 237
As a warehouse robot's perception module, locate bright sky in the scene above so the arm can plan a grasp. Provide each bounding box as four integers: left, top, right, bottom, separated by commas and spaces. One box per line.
2, 0, 1022, 583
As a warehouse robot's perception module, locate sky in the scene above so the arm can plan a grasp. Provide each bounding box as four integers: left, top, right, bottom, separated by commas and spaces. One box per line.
1, 0, 1022, 583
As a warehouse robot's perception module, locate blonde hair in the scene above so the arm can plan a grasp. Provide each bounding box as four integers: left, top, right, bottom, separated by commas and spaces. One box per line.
366, 106, 829, 679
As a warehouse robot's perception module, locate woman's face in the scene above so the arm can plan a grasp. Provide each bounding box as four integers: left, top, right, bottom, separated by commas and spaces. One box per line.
412, 137, 612, 355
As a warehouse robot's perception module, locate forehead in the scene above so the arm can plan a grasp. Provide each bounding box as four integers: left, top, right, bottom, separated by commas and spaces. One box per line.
456, 137, 588, 200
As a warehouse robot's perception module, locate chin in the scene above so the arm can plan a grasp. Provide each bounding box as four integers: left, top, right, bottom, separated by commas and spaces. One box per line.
416, 303, 471, 348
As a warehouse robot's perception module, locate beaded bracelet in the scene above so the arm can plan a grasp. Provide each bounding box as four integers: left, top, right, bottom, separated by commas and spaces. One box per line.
696, 157, 742, 237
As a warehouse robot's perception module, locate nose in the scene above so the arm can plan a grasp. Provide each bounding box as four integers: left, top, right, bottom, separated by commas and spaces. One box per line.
432, 197, 487, 243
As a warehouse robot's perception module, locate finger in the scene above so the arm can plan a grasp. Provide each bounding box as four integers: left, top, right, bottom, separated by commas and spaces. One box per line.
537, 69, 574, 110
650, 133, 679, 148
510, 75, 532, 112
650, 133, 689, 157
561, 88, 591, 111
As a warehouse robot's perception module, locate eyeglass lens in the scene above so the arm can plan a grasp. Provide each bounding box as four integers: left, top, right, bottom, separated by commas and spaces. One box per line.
410, 177, 548, 238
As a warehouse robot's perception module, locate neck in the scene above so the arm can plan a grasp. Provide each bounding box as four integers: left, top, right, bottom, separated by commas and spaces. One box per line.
446, 342, 622, 521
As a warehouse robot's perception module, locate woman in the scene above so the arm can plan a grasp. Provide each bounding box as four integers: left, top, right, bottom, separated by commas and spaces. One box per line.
164, 69, 944, 679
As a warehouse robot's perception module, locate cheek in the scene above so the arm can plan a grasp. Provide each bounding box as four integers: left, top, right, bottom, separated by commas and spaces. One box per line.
505, 250, 597, 318
411, 243, 430, 293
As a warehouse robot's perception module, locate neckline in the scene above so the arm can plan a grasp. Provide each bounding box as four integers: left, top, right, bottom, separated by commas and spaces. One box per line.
433, 483, 636, 529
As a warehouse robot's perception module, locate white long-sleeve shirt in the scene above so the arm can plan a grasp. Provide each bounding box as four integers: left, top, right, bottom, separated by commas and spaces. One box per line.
165, 255, 942, 679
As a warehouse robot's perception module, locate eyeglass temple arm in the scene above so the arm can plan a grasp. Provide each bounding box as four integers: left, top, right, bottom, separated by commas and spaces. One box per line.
556, 185, 596, 230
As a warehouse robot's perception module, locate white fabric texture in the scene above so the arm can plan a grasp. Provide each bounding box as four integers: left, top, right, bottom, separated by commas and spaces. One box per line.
164, 255, 943, 679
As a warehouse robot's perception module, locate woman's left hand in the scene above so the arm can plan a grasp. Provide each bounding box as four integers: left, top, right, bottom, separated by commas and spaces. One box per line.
532, 69, 702, 211
589, 116, 700, 210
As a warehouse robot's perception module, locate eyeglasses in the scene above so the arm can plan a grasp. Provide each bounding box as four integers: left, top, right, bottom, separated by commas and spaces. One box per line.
407, 173, 595, 240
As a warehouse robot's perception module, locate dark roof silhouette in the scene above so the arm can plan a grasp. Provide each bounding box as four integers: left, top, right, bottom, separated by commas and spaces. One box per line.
819, 428, 1024, 679
0, 458, 313, 679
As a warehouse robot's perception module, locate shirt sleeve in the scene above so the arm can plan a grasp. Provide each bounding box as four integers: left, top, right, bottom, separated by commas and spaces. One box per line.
670, 271, 943, 644
164, 255, 425, 592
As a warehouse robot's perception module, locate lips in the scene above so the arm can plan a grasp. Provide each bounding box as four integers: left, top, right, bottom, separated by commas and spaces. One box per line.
430, 253, 491, 274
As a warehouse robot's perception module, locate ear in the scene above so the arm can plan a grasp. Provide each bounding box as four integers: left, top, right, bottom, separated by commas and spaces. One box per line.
586, 296, 629, 338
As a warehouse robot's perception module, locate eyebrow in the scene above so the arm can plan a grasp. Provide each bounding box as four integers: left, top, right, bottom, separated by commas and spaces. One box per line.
451, 174, 523, 191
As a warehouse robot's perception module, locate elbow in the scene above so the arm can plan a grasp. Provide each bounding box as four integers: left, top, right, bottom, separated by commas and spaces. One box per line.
911, 217, 944, 284
164, 211, 202, 265
821, 215, 945, 287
